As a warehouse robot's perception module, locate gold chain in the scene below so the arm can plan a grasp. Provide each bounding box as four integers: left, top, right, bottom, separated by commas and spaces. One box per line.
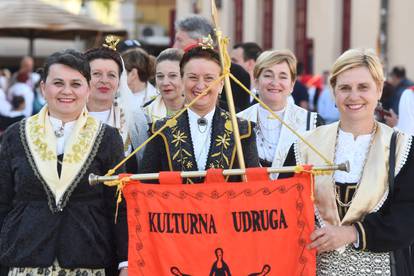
334, 121, 378, 208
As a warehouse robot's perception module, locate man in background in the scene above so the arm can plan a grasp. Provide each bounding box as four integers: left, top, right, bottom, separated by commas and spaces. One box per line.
231, 42, 262, 103
388, 66, 413, 115
9, 56, 40, 90
231, 42, 262, 88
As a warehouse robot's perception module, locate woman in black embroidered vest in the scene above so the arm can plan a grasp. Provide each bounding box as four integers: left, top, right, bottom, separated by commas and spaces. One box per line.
139, 46, 259, 182
281, 48, 414, 275
0, 50, 128, 276
237, 49, 323, 171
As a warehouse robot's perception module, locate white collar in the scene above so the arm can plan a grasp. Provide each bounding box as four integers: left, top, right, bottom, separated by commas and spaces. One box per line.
88, 109, 111, 124
338, 128, 372, 142
187, 108, 215, 170
49, 116, 77, 130
258, 104, 286, 120
48, 116, 77, 155
188, 107, 216, 123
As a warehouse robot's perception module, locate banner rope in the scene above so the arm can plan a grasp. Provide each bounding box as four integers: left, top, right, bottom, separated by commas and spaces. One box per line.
102, 31, 333, 216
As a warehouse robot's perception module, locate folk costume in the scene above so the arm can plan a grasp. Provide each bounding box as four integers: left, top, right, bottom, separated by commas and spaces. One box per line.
89, 60, 149, 171
0, 106, 127, 276
132, 82, 158, 109
139, 107, 259, 183
142, 94, 179, 124
237, 101, 321, 174
282, 122, 414, 276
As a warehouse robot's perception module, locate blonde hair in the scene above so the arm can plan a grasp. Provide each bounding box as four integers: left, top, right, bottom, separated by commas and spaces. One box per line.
253, 49, 297, 80
330, 48, 384, 90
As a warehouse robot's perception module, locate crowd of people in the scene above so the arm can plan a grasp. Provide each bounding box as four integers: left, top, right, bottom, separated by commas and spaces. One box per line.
0, 13, 414, 276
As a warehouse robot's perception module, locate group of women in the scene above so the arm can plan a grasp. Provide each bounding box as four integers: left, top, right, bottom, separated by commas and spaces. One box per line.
0, 37, 413, 276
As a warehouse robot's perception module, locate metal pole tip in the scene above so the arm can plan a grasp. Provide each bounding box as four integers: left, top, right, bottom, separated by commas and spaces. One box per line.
89, 173, 99, 186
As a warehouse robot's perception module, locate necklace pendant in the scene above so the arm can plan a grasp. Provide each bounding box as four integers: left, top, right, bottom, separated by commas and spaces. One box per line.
54, 127, 64, 138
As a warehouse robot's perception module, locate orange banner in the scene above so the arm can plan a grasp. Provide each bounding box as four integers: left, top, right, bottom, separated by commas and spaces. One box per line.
123, 169, 316, 276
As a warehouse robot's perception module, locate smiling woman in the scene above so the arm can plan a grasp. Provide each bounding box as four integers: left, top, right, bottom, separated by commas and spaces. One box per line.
143, 48, 185, 123
139, 46, 259, 183
238, 49, 324, 171
84, 45, 149, 172
0, 49, 128, 276
41, 63, 90, 122
282, 48, 414, 276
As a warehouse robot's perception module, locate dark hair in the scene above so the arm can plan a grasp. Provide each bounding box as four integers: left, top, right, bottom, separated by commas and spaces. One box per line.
11, 95, 25, 109
84, 47, 123, 77
215, 247, 223, 256
156, 48, 184, 65
175, 15, 216, 42
39, 49, 91, 82
180, 46, 221, 76
122, 48, 155, 82
390, 66, 406, 79
233, 42, 263, 61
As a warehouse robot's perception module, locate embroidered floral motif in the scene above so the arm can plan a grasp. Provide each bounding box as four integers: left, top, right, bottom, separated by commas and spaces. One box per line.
64, 117, 99, 163
170, 126, 193, 170
27, 114, 56, 161
215, 133, 231, 149
210, 119, 233, 167
27, 114, 99, 165
172, 130, 188, 147
159, 109, 249, 174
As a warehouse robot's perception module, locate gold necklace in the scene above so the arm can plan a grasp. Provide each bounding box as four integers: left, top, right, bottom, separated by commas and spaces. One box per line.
334, 121, 378, 207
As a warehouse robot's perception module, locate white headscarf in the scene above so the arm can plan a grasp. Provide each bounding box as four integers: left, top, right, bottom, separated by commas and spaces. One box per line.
115, 57, 149, 163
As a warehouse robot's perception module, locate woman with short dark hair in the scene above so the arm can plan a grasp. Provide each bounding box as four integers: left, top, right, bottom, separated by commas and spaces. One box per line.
85, 45, 148, 171
0, 49, 127, 275
140, 46, 259, 182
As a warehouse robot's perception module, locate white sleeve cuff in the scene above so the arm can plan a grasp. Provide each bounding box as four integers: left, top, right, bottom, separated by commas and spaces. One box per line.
353, 233, 360, 248
118, 261, 128, 270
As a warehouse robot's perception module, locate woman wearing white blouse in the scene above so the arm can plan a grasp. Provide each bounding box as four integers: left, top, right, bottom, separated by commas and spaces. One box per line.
143, 48, 185, 123
282, 48, 414, 275
140, 46, 259, 182
0, 49, 127, 276
121, 47, 158, 109
84, 46, 148, 171
238, 49, 322, 170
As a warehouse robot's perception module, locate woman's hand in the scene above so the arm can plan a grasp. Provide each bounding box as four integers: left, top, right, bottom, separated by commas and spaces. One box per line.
119, 268, 128, 276
308, 224, 357, 253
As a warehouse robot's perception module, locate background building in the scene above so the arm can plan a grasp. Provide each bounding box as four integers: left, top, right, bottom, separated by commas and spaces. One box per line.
0, 0, 413, 79
174, 0, 414, 78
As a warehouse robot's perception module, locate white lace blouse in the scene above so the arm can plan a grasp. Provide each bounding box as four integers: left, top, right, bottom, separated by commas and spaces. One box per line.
334, 129, 372, 183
